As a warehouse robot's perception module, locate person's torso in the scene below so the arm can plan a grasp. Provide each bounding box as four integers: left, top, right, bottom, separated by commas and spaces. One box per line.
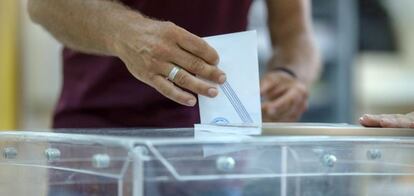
53, 0, 252, 129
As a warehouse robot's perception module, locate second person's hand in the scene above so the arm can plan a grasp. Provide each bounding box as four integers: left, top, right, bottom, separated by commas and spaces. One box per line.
360, 112, 414, 128
261, 71, 309, 122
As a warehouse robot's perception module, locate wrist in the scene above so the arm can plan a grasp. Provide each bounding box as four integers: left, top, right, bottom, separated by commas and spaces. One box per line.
106, 9, 148, 57
267, 51, 319, 87
269, 67, 297, 79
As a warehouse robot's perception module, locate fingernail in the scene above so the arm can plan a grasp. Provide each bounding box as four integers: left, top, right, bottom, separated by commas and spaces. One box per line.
359, 117, 364, 122
208, 88, 218, 97
218, 74, 226, 84
187, 99, 196, 106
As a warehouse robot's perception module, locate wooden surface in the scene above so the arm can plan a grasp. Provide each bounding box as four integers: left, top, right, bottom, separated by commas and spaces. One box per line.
262, 123, 414, 137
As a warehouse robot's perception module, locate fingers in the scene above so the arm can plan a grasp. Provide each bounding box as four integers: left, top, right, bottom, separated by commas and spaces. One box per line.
176, 27, 220, 65
359, 114, 382, 127
262, 89, 307, 122
260, 72, 294, 99
262, 99, 304, 122
260, 76, 276, 95
260, 72, 308, 122
158, 63, 219, 98
148, 75, 197, 106
260, 74, 285, 95
170, 48, 226, 84
360, 114, 414, 128
267, 85, 289, 100
380, 114, 413, 128
267, 87, 302, 116
280, 97, 307, 122
266, 91, 295, 117
120, 21, 225, 106
172, 67, 219, 98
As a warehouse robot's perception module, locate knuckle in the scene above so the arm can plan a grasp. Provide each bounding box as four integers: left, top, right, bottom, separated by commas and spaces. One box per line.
189, 58, 205, 73
149, 57, 160, 65
190, 40, 205, 54
161, 21, 178, 37
156, 82, 174, 97
146, 73, 158, 83
150, 43, 169, 57
126, 63, 143, 78
175, 73, 190, 87
147, 57, 164, 72
163, 21, 176, 29
161, 87, 174, 97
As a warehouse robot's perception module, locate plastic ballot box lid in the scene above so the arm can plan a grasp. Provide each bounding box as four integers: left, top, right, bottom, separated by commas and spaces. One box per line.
1, 123, 414, 196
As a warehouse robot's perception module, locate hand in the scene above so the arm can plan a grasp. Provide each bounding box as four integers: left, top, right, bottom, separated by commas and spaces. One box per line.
360, 112, 414, 128
260, 71, 309, 122
114, 19, 226, 106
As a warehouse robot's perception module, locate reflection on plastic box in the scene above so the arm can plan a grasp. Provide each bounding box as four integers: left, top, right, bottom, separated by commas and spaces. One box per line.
1, 125, 414, 196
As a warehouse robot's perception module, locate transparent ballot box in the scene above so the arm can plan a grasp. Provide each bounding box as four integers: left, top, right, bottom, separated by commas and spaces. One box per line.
1, 124, 414, 196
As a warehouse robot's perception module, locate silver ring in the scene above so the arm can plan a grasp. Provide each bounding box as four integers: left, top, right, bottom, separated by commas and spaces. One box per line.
167, 66, 181, 81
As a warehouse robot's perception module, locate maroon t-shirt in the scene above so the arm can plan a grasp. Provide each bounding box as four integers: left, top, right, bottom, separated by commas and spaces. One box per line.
53, 0, 252, 129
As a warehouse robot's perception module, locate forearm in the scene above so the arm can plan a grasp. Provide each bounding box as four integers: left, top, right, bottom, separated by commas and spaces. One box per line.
28, 0, 226, 106
28, 0, 145, 56
266, 0, 321, 86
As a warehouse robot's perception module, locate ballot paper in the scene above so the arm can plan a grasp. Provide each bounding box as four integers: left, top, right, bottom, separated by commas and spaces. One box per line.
197, 31, 262, 135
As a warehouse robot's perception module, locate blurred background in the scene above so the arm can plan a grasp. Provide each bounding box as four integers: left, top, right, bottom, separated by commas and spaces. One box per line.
1, 0, 414, 130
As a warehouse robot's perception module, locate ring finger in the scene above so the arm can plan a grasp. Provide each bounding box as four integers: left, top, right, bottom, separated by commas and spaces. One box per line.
171, 48, 225, 84
161, 63, 219, 98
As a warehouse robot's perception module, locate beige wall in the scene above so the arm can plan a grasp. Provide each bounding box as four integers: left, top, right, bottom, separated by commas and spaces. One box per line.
19, 0, 61, 129
355, 0, 414, 117
386, 0, 414, 65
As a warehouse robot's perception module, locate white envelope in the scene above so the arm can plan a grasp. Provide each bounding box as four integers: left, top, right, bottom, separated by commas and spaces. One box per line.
197, 31, 262, 135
